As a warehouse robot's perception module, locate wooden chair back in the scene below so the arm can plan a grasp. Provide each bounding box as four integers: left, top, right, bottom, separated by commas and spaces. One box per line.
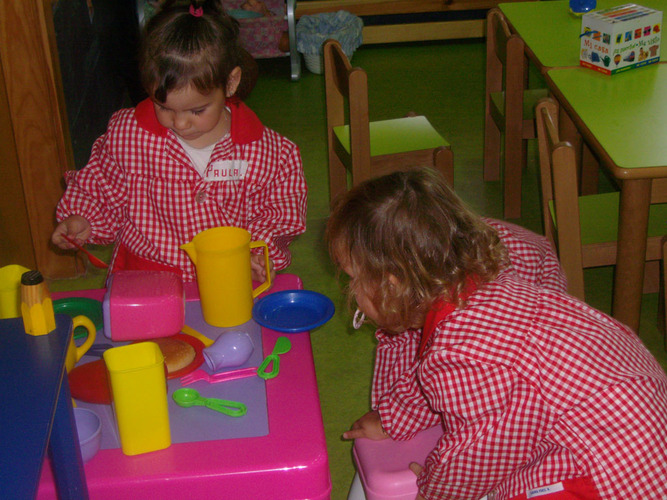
484, 8, 542, 219
486, 9, 527, 130
324, 39, 371, 194
535, 97, 586, 299
323, 38, 454, 204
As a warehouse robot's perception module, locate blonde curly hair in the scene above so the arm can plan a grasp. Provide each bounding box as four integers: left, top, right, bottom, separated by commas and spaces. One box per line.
326, 169, 509, 332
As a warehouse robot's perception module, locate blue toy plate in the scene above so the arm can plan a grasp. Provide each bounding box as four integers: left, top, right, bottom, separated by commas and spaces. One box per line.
252, 290, 335, 333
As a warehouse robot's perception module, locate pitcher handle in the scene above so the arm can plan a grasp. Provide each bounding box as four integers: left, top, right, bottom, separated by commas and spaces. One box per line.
72, 315, 96, 361
249, 241, 272, 297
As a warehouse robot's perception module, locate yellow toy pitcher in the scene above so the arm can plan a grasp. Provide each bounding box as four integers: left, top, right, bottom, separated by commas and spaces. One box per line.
180, 227, 272, 327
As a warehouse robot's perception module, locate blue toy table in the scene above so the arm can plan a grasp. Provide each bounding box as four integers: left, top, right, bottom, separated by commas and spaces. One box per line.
0, 315, 88, 499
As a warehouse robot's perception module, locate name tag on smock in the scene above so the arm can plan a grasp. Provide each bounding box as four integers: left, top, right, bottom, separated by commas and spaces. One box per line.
205, 159, 248, 182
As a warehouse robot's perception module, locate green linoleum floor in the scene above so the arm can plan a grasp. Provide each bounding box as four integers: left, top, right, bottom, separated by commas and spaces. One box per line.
48, 39, 666, 500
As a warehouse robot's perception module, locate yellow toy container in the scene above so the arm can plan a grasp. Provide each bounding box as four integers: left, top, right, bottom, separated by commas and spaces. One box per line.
0, 264, 30, 319
103, 342, 171, 455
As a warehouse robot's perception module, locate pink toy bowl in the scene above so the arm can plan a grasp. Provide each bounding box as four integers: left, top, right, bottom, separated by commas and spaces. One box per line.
74, 408, 102, 463
102, 271, 185, 341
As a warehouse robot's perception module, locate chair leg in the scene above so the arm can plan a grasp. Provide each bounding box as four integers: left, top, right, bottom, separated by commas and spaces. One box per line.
329, 154, 348, 207
503, 127, 523, 219
433, 146, 454, 188
580, 143, 600, 195
483, 113, 501, 182
483, 10, 502, 183
286, 0, 300, 81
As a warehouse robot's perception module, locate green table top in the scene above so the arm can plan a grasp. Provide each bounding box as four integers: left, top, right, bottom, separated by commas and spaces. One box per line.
546, 64, 667, 171
500, 0, 666, 69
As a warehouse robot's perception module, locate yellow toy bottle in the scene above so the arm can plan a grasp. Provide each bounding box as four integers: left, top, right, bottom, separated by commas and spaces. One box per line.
20, 270, 56, 336
103, 342, 171, 456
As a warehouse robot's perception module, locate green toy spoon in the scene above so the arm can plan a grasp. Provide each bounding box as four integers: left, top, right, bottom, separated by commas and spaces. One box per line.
257, 336, 292, 380
172, 388, 247, 417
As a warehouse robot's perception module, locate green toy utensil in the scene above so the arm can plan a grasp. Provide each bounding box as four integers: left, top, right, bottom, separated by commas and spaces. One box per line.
172, 388, 247, 417
257, 336, 292, 380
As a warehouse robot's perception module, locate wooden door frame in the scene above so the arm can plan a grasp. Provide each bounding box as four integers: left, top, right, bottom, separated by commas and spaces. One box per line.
0, 0, 78, 278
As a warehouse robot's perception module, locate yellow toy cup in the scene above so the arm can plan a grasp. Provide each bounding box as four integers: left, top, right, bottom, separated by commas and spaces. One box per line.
0, 264, 30, 319
65, 315, 96, 373
180, 227, 272, 327
103, 342, 171, 456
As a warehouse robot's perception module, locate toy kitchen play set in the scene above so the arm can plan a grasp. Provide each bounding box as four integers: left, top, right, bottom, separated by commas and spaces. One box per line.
580, 3, 662, 74
1, 227, 335, 499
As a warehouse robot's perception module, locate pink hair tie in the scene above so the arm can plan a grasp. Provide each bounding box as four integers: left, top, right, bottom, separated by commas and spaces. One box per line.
189, 4, 203, 17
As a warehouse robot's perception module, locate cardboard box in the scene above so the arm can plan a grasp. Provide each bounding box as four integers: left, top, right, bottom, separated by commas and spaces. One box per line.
580, 3, 662, 74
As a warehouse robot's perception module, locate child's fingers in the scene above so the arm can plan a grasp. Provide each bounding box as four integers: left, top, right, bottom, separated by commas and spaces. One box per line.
52, 224, 75, 248
343, 429, 365, 439
409, 462, 423, 476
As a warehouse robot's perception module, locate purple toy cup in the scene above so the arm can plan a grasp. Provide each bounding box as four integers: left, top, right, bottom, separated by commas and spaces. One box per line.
74, 407, 102, 463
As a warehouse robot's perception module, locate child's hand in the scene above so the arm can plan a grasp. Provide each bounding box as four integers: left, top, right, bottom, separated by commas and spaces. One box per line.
409, 463, 426, 500
52, 215, 92, 249
342, 410, 388, 441
250, 253, 275, 284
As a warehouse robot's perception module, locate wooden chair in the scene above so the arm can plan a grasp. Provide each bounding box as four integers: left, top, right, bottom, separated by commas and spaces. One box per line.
535, 97, 667, 302
323, 39, 454, 204
484, 8, 549, 219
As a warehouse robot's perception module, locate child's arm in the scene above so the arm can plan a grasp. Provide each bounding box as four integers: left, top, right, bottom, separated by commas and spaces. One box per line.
374, 373, 441, 441
372, 329, 421, 404
246, 141, 306, 271
372, 330, 441, 440
55, 113, 129, 247
413, 352, 527, 499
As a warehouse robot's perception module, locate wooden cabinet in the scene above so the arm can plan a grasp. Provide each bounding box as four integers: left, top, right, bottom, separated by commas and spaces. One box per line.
0, 0, 78, 278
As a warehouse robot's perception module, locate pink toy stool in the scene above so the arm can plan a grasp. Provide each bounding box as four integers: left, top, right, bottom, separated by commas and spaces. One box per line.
351, 425, 444, 500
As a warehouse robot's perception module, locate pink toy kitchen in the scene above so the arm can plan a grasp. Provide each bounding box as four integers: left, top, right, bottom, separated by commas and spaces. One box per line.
0, 232, 333, 499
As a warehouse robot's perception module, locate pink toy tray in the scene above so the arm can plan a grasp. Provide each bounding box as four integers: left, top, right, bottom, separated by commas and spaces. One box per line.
39, 274, 332, 500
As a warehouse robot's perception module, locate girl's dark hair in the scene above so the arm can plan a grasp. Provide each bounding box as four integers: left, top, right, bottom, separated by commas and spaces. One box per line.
326, 169, 509, 331
140, 0, 243, 102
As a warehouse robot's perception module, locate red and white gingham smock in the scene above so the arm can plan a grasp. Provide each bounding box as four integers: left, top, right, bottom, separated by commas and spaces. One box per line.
56, 97, 307, 282
370, 221, 667, 499
372, 276, 667, 500
372, 218, 567, 411
482, 218, 567, 294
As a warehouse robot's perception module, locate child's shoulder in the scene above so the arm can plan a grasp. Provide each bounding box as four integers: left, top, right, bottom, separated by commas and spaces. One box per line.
468, 274, 540, 334
100, 100, 168, 142
471, 272, 627, 340
106, 105, 143, 131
